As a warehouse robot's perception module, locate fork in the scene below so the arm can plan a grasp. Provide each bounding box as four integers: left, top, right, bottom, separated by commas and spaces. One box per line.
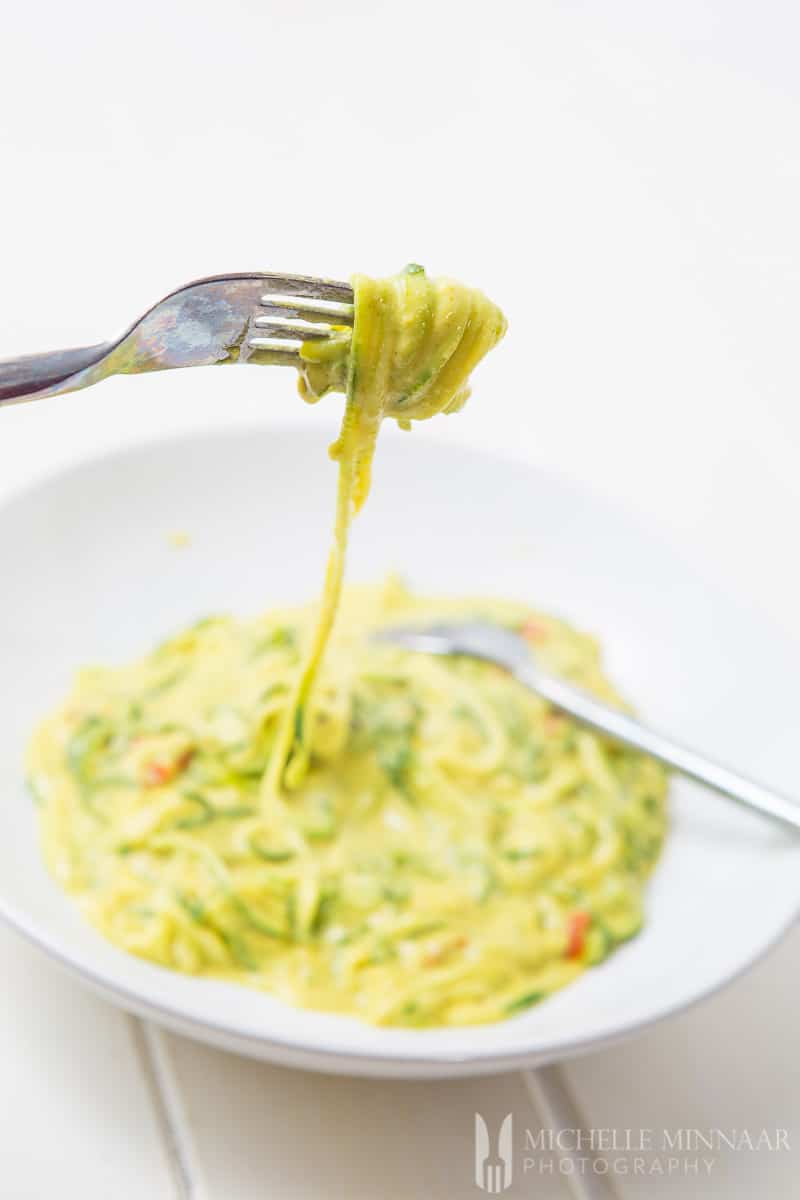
0, 272, 354, 406
375, 620, 800, 832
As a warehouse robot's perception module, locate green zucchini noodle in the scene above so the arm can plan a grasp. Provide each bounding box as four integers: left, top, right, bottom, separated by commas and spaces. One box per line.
27, 267, 667, 1027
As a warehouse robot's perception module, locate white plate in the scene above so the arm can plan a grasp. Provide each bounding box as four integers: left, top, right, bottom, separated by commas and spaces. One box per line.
0, 426, 797, 1078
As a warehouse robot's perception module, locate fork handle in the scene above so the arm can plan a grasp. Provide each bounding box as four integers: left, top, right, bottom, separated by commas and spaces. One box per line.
518, 664, 800, 832
0, 343, 110, 405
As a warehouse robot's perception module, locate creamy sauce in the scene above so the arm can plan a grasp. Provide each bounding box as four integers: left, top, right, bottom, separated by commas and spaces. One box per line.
26, 267, 667, 1026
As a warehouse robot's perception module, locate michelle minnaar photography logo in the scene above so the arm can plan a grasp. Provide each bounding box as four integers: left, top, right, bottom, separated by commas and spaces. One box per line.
473, 1113, 789, 1190
475, 1113, 514, 1193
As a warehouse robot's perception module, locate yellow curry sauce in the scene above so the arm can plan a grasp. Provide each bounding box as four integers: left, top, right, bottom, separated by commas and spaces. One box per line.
27, 267, 667, 1026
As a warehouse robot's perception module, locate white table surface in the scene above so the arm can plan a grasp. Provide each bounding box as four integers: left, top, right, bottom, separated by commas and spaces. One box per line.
1, 2, 798, 1195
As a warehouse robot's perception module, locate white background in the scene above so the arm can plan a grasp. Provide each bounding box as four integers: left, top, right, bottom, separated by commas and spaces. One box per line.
1, 2, 798, 1196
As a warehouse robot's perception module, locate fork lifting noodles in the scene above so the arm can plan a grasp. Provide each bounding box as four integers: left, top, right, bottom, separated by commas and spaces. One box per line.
248, 274, 354, 355
0, 273, 355, 406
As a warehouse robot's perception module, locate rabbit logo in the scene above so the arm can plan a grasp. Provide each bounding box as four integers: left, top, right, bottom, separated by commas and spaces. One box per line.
474, 1112, 513, 1192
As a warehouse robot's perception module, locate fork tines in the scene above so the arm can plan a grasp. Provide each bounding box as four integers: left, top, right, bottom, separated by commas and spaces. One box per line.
248, 273, 354, 356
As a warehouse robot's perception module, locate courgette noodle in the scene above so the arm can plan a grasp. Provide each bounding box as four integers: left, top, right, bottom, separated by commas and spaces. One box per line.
27, 266, 667, 1027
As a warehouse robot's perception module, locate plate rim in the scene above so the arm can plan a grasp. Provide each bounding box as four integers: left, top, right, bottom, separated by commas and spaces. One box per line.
0, 883, 797, 1076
